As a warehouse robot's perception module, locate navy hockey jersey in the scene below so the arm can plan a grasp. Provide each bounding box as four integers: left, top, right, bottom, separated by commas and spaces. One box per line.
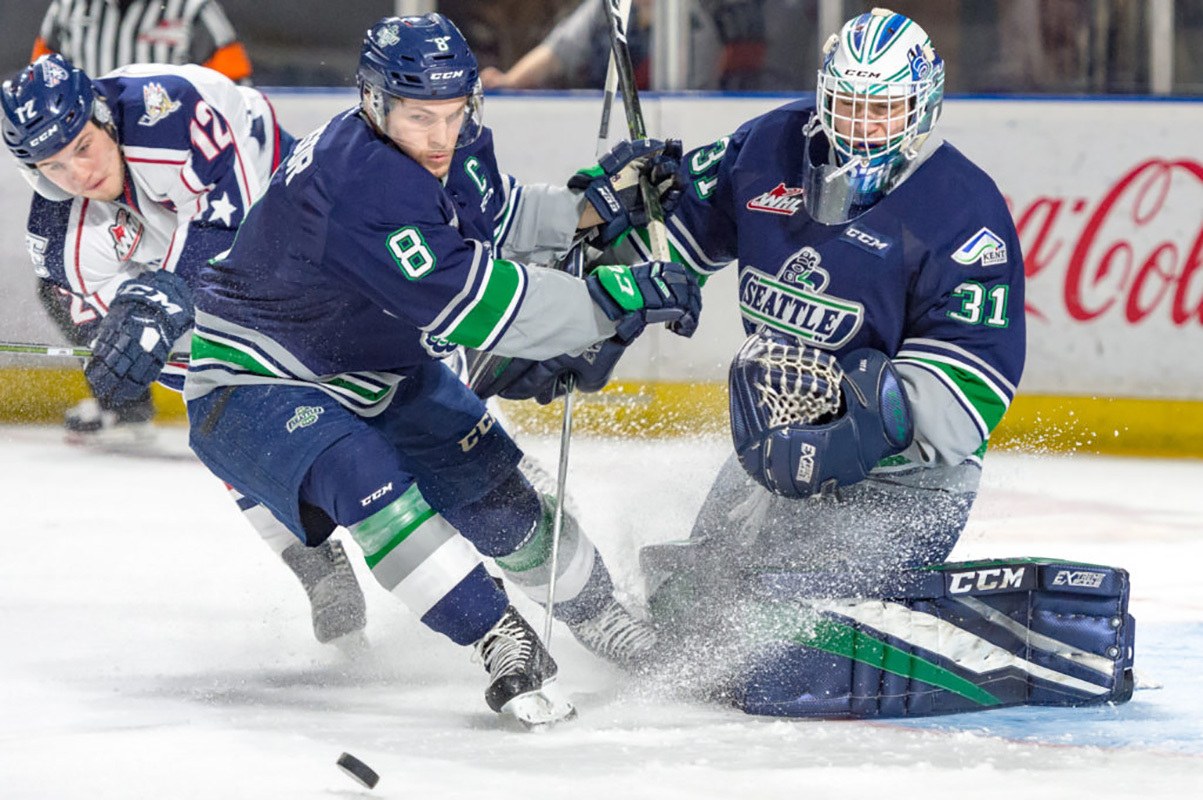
641, 100, 1026, 467
187, 108, 609, 415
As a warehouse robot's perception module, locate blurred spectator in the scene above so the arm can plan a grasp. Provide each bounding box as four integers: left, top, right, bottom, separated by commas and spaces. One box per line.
481, 0, 723, 90
32, 0, 252, 83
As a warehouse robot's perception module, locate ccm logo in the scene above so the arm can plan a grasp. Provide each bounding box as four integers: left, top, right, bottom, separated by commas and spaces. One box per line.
843, 69, 881, 78
29, 124, 60, 148
360, 482, 393, 507
948, 566, 1027, 594
430, 70, 465, 80
458, 411, 496, 452
844, 226, 889, 250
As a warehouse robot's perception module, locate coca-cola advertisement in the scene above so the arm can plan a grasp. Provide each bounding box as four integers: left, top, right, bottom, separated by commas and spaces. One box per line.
942, 100, 1203, 399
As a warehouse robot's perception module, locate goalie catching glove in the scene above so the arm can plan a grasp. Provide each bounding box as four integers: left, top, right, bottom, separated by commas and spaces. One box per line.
570, 138, 683, 248
85, 269, 194, 405
729, 333, 913, 498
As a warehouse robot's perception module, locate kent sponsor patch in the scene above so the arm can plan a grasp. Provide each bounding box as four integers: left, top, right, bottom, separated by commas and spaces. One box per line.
953, 227, 1008, 266
840, 224, 895, 257
746, 182, 805, 216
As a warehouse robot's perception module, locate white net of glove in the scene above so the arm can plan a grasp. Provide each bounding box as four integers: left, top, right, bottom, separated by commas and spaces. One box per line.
738, 333, 844, 427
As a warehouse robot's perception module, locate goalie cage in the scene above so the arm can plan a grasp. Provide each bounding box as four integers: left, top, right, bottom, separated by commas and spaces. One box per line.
647, 555, 1135, 719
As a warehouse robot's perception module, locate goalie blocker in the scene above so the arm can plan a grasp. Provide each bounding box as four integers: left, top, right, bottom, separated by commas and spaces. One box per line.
644, 553, 1135, 718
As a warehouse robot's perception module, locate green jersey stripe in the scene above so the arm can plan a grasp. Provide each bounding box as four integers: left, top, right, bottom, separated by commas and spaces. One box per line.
897, 355, 1009, 432
441, 259, 525, 349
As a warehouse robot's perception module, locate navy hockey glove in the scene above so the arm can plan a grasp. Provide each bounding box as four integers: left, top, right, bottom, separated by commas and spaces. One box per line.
85, 270, 194, 406
729, 335, 913, 498
586, 261, 701, 344
569, 138, 683, 248
469, 338, 628, 405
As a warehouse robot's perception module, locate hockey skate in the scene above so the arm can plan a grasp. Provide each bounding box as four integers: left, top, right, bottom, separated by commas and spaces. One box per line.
64, 392, 156, 448
474, 606, 576, 728
568, 598, 660, 671
281, 539, 368, 653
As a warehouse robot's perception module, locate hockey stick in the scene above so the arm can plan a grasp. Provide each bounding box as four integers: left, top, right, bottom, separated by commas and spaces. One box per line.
540, 0, 634, 650
601, 0, 672, 261
0, 340, 190, 362
595, 0, 632, 158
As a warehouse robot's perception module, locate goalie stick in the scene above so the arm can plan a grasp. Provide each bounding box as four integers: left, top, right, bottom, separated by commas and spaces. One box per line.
0, 339, 190, 363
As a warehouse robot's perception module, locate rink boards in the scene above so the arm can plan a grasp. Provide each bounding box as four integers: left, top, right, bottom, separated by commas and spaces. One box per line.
1, 92, 1200, 455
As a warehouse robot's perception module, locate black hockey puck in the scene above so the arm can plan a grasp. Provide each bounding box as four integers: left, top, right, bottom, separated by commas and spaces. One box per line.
336, 752, 379, 789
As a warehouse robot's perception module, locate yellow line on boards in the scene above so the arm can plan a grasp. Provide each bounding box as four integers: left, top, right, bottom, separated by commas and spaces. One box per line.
0, 369, 1199, 458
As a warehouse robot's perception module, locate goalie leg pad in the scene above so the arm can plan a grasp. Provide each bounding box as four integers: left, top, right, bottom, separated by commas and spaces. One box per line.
734, 559, 1135, 718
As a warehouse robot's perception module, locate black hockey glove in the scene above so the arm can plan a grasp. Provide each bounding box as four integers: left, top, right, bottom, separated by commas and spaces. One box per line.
85, 270, 194, 406
586, 261, 702, 344
469, 338, 629, 405
569, 138, 683, 248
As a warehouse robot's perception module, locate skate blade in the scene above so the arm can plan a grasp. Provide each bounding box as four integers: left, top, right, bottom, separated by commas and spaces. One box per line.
65, 424, 158, 449
500, 683, 577, 729
329, 630, 371, 659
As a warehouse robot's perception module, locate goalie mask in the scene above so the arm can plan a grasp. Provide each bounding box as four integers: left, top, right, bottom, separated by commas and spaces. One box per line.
357, 14, 484, 150
2, 54, 111, 167
805, 8, 944, 223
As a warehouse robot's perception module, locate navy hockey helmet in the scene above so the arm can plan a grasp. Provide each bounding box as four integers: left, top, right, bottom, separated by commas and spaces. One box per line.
1, 54, 110, 166
357, 14, 484, 148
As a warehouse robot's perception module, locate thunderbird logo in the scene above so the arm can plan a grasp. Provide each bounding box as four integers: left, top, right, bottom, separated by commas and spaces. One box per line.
375, 25, 401, 48
138, 82, 181, 127
746, 182, 805, 216
739, 249, 863, 347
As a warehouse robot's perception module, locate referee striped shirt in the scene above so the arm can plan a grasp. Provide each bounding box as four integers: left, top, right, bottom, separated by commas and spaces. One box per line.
31, 0, 252, 82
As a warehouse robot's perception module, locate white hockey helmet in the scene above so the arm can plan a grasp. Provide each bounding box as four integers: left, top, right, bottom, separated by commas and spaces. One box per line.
813, 8, 944, 206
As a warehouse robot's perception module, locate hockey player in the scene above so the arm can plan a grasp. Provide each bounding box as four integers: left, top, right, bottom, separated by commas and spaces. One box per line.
183, 14, 700, 725
1, 54, 369, 650
645, 7, 1027, 709
498, 9, 1029, 712
30, 0, 254, 439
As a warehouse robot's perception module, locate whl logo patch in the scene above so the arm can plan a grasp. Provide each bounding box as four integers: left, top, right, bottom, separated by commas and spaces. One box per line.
286, 405, 325, 432
953, 227, 1008, 266
746, 182, 805, 216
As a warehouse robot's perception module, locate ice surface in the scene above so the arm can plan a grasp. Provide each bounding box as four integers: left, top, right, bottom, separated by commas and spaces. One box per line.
1, 425, 1201, 799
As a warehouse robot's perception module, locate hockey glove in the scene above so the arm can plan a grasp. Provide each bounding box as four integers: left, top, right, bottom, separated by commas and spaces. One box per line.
569, 138, 683, 248
729, 335, 913, 498
586, 261, 702, 344
469, 338, 629, 405
85, 270, 194, 406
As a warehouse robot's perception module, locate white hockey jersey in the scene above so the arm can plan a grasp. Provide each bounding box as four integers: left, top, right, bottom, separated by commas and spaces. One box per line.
24, 63, 288, 337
